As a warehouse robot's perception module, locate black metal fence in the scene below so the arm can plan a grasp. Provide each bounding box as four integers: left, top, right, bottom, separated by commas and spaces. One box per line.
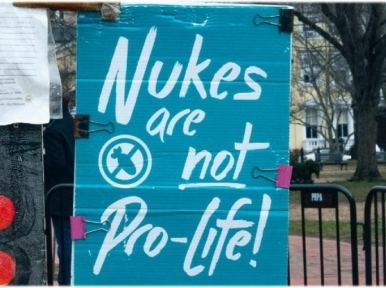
289, 184, 359, 285
45, 183, 74, 286
364, 186, 386, 285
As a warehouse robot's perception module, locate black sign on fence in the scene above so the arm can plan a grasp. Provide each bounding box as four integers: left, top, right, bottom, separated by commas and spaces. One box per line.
301, 191, 338, 209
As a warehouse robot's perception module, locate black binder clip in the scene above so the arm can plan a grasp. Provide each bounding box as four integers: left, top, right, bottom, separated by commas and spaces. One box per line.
74, 115, 115, 138
254, 8, 293, 33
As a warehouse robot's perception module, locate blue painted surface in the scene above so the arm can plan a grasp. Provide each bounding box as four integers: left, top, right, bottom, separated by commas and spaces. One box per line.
75, 4, 292, 285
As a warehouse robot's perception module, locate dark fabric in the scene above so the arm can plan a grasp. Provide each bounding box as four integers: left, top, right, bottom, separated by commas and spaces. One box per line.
52, 216, 72, 285
44, 108, 75, 216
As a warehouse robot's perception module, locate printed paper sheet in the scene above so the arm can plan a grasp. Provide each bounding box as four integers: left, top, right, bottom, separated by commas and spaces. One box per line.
0, 3, 49, 125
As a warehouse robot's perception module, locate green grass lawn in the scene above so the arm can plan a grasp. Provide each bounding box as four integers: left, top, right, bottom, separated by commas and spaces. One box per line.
290, 220, 354, 243
335, 181, 386, 202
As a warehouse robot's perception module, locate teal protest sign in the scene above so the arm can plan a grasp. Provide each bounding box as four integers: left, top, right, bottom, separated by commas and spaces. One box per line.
75, 3, 292, 285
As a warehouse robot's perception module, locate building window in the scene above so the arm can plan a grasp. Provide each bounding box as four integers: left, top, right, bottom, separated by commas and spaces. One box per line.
300, 51, 321, 86
330, 52, 351, 88
306, 108, 318, 139
306, 126, 318, 138
337, 110, 348, 138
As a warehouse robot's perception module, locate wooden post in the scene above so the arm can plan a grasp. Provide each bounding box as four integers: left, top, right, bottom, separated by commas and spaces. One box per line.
13, 2, 121, 21
13, 2, 103, 11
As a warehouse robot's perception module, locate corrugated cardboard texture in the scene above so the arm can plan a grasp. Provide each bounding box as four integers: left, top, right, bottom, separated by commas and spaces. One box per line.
75, 3, 292, 285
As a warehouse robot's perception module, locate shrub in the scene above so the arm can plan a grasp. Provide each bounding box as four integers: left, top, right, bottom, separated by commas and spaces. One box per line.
291, 159, 320, 184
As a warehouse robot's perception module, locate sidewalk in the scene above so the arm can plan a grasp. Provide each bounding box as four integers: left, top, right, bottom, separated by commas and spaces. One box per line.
289, 235, 367, 285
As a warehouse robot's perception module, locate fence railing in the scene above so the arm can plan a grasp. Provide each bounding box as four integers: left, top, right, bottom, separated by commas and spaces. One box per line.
45, 183, 74, 286
289, 184, 359, 285
364, 186, 386, 285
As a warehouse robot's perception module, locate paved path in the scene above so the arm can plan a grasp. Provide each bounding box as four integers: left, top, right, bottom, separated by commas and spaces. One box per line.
289, 235, 367, 285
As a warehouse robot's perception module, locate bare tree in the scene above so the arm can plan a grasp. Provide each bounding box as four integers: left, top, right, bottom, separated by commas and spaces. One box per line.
294, 3, 386, 180
49, 10, 76, 109
291, 6, 354, 154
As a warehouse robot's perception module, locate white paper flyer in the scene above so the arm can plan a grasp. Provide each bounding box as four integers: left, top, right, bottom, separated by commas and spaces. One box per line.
0, 3, 49, 125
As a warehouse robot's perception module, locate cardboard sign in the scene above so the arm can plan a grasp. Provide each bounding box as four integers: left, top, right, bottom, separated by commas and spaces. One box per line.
75, 3, 292, 285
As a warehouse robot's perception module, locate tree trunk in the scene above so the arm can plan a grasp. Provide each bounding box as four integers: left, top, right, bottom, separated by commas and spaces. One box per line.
353, 99, 381, 180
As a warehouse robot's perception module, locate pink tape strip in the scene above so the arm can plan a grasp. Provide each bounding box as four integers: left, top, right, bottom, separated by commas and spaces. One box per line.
70, 216, 86, 240
276, 164, 293, 189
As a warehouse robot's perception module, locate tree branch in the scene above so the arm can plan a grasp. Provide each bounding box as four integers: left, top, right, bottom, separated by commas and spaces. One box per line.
374, 35, 386, 59
320, 4, 337, 24
293, 9, 344, 56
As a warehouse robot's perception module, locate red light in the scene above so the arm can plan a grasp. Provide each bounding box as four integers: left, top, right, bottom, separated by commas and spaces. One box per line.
0, 195, 16, 230
0, 251, 16, 285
